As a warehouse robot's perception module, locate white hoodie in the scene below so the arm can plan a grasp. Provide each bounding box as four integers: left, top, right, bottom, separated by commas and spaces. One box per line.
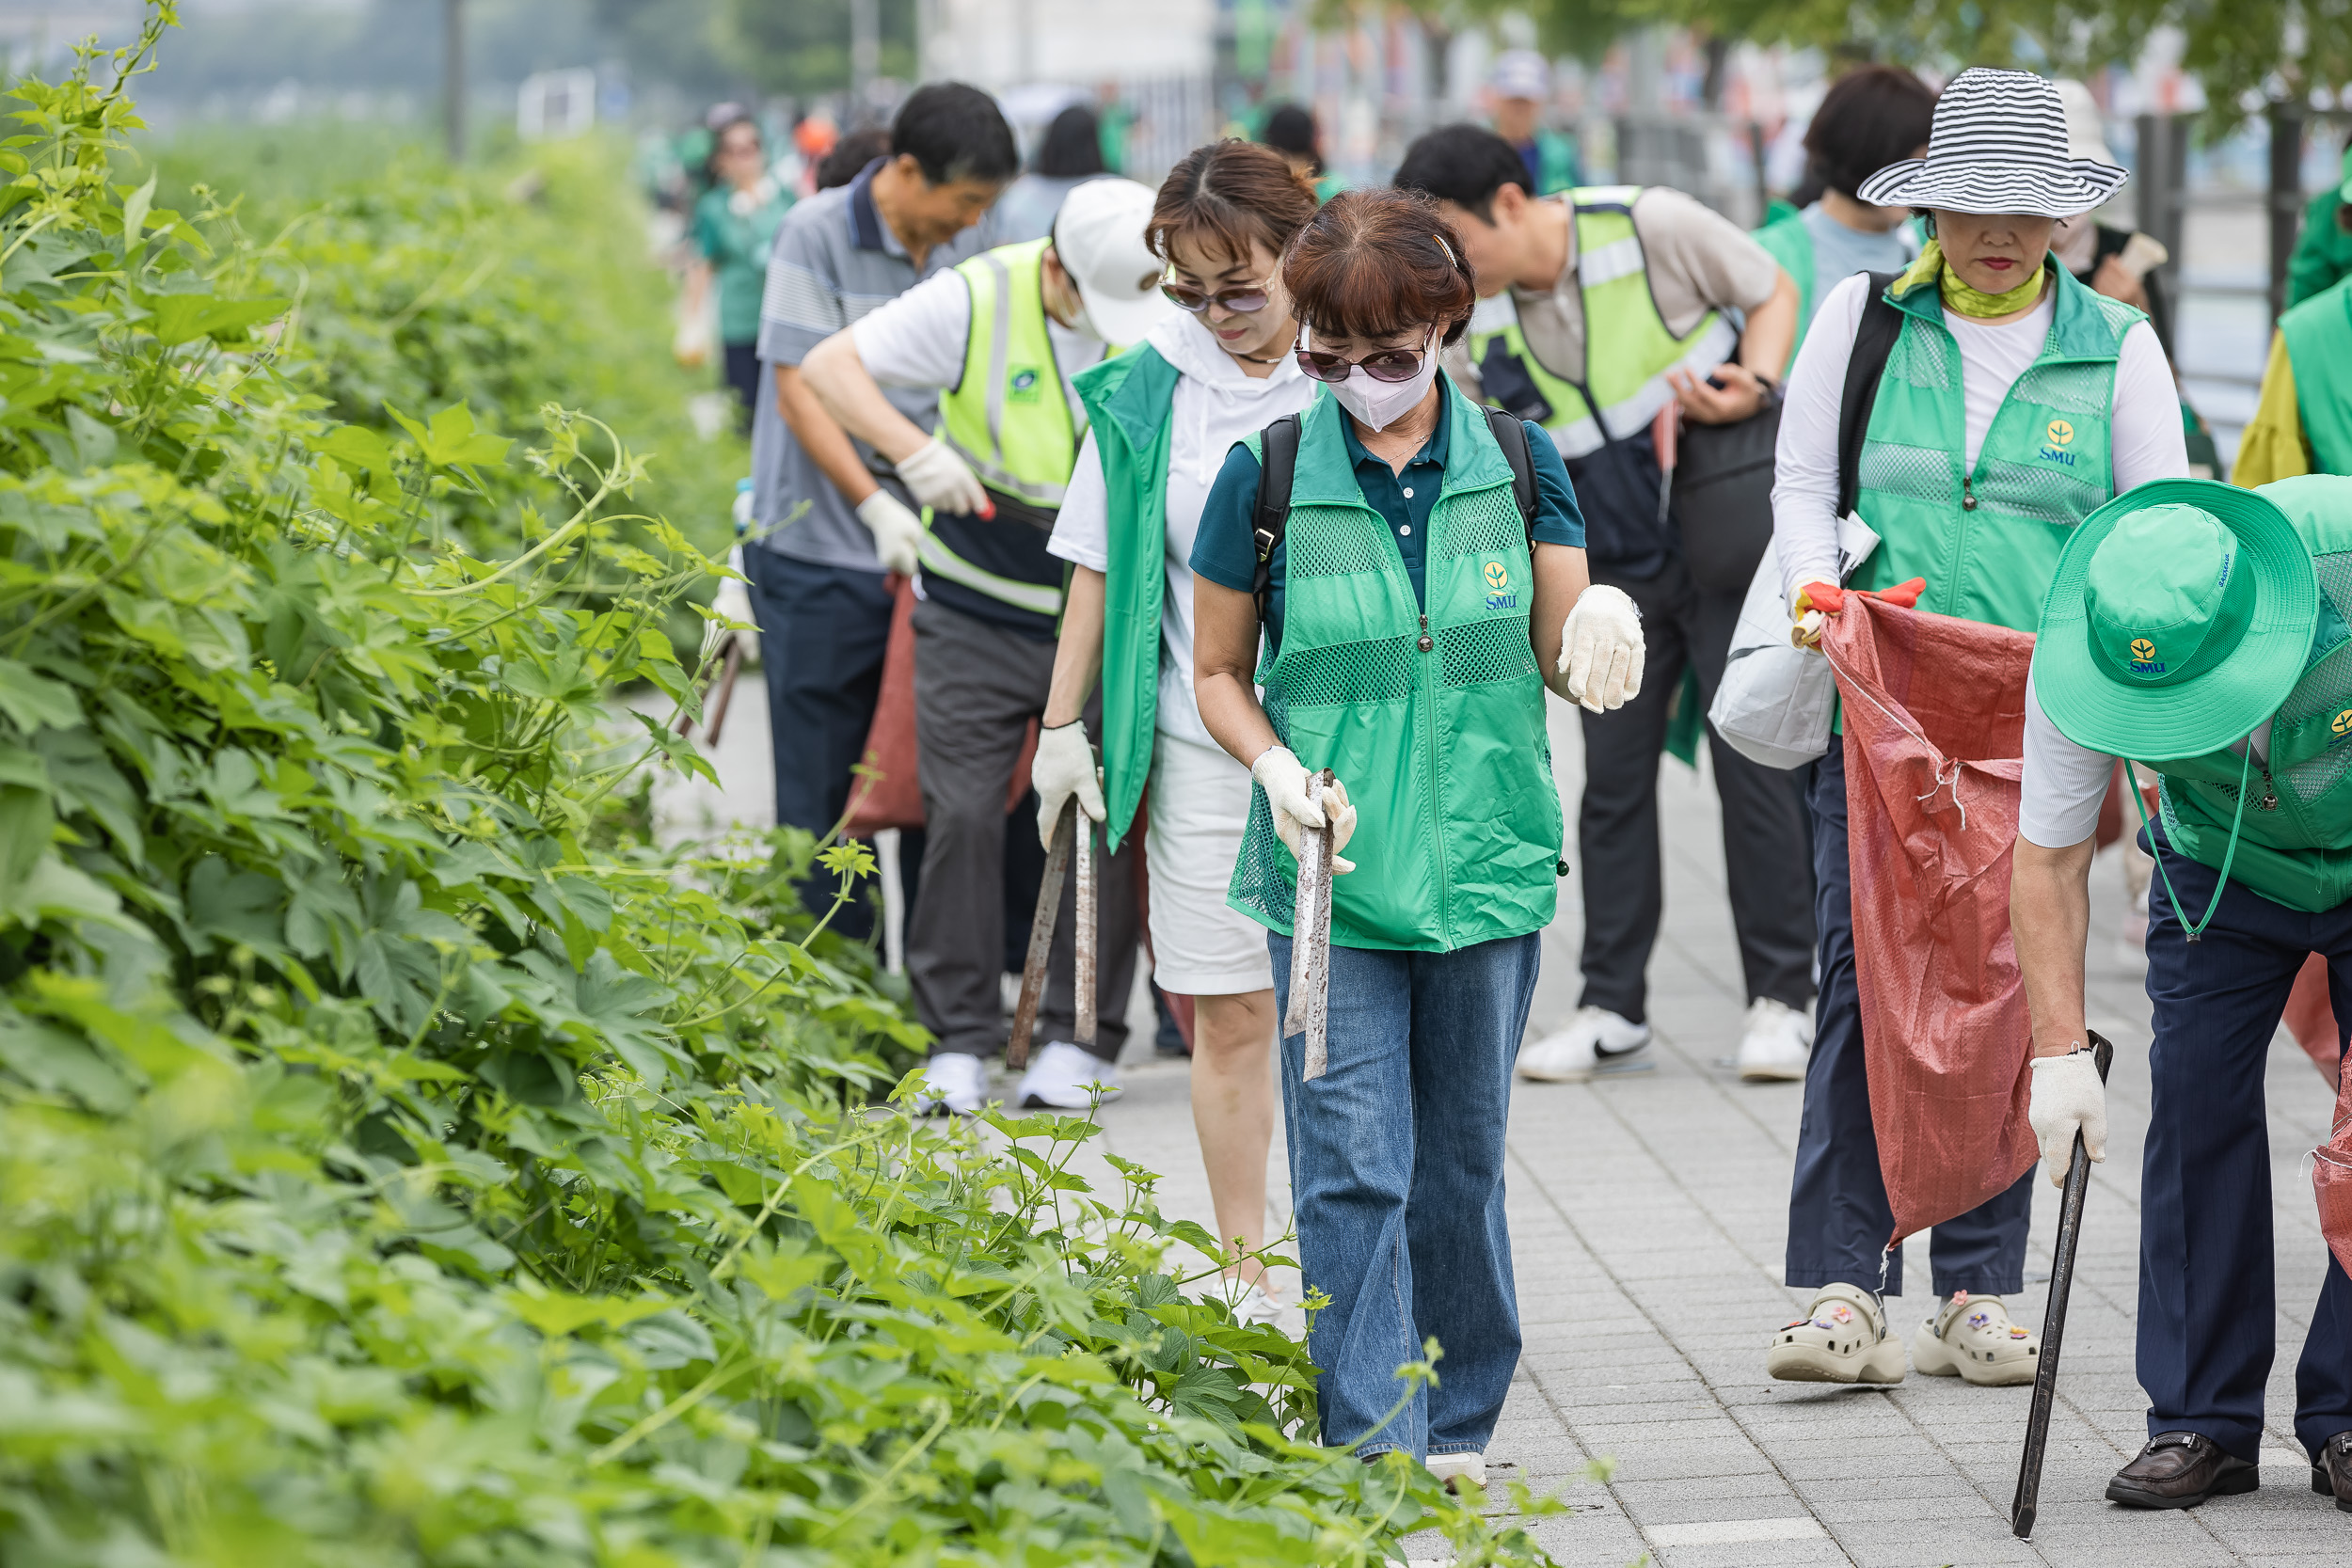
1049, 311, 1315, 747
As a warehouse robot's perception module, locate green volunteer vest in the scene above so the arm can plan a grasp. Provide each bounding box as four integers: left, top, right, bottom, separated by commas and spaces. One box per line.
930, 238, 1081, 618
2280, 277, 2352, 475
1464, 187, 1738, 460
1751, 208, 1813, 372
1226, 383, 1564, 952
1850, 261, 2140, 635
2146, 475, 2352, 912
1071, 343, 1182, 853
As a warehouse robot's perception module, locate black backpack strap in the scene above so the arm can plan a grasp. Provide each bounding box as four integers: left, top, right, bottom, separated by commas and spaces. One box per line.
1837, 270, 1905, 521
1480, 404, 1540, 544
1250, 413, 1303, 621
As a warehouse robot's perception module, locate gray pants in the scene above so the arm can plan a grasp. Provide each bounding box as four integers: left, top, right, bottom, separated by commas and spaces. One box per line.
910, 597, 1138, 1061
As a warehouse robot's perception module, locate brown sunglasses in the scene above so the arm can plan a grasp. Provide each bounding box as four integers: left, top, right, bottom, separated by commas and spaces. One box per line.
1294, 341, 1430, 384
1160, 279, 1273, 315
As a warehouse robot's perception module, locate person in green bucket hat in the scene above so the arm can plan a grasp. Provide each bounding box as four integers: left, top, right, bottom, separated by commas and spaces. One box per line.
2014, 473, 2352, 1513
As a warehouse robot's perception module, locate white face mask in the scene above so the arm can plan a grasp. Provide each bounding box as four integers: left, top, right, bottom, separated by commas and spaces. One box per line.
1313, 328, 1440, 433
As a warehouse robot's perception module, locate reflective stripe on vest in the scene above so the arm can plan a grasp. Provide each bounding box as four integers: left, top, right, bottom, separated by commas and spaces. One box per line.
2148, 474, 2352, 912
1225, 384, 1563, 953
940, 238, 1079, 509
915, 525, 1066, 617
1851, 262, 2135, 634
1464, 190, 1736, 460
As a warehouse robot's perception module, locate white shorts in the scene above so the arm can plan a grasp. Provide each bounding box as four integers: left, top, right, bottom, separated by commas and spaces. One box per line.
1145, 729, 1275, 996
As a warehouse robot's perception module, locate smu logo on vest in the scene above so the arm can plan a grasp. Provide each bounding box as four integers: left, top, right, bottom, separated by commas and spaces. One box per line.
2127, 636, 2166, 674
1007, 366, 1042, 404
1483, 560, 1518, 610
2333, 708, 2352, 742
2040, 418, 2077, 468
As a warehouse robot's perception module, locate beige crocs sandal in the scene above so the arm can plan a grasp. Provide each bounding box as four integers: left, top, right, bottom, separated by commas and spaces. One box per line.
1765, 1283, 1906, 1384
1911, 1291, 2039, 1386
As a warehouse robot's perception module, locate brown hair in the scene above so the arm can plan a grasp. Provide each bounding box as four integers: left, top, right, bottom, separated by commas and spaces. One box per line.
1147, 138, 1320, 269
1280, 187, 1478, 348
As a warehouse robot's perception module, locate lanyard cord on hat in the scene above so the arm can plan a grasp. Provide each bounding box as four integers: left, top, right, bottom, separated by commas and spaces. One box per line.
2123, 746, 2251, 943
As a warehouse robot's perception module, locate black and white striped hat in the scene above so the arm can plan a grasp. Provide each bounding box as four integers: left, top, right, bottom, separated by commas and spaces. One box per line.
1856, 67, 2126, 218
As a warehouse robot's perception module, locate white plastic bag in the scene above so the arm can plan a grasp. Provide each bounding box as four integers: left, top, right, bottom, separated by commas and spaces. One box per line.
1708, 515, 1881, 770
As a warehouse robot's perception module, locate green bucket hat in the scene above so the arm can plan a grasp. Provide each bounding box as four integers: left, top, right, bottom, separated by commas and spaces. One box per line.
2034, 479, 2318, 763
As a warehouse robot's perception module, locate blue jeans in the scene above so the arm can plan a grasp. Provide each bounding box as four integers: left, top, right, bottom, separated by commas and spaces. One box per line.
1786, 742, 2033, 1297
2138, 827, 2352, 1461
1268, 928, 1538, 1460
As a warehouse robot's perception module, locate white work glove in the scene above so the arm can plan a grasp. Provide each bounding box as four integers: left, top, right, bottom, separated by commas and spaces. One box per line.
1250, 745, 1358, 875
1032, 721, 1105, 848
1558, 583, 1645, 712
2027, 1051, 2107, 1188
712, 544, 758, 663
895, 436, 992, 516
856, 489, 926, 577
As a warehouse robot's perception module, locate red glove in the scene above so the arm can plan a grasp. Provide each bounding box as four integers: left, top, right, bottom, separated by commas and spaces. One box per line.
1798, 577, 1926, 615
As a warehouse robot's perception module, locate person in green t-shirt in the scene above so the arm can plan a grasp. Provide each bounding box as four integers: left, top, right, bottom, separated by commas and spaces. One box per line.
2288, 143, 2352, 311
686, 115, 791, 428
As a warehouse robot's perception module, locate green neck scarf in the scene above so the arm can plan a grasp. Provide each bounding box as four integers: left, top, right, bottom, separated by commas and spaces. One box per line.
1893, 237, 2050, 318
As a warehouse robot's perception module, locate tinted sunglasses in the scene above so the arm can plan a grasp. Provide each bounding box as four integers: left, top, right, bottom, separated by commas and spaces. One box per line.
1294, 341, 1430, 384
1160, 279, 1273, 314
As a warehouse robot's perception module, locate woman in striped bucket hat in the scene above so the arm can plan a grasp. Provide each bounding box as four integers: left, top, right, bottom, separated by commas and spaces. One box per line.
1764, 66, 2188, 1390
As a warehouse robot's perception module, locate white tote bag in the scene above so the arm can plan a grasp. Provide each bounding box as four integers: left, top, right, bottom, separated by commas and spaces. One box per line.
1707, 515, 1881, 770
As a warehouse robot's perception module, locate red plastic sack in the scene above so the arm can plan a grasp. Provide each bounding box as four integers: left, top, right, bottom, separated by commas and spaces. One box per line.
841, 578, 1035, 836
1820, 594, 2039, 1248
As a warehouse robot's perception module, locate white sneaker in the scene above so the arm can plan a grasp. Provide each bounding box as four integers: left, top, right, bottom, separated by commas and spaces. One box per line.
1232, 1282, 1285, 1326
1518, 1006, 1650, 1082
914, 1052, 988, 1115
1017, 1040, 1121, 1109
1424, 1450, 1487, 1490
1736, 997, 1814, 1082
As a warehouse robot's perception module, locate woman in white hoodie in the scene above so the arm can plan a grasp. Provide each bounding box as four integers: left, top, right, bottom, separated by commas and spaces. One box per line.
1033, 141, 1320, 1321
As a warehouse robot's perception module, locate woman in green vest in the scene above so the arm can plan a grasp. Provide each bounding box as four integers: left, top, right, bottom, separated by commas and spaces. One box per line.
1767, 67, 2185, 1389
2014, 477, 2352, 1511
684, 114, 790, 429
1033, 141, 1323, 1323
1186, 188, 1643, 1482
1750, 64, 1933, 364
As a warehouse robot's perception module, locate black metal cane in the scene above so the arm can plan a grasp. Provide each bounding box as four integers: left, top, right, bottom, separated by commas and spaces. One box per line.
2011, 1030, 2115, 1539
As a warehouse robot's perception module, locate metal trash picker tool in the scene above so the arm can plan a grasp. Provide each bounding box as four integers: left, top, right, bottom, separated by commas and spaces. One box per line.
1007, 799, 1078, 1071
1284, 769, 1336, 1081
2010, 1029, 2116, 1541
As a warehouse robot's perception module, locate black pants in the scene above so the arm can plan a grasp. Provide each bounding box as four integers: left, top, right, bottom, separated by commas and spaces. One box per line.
909, 597, 1138, 1062
2138, 827, 2352, 1460
1576, 554, 1815, 1022
739, 548, 919, 944
723, 341, 760, 435
1784, 743, 2031, 1297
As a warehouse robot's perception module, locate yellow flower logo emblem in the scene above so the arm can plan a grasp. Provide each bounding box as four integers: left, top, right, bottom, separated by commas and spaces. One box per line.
2130, 638, 2157, 664
1484, 562, 1510, 591
2047, 419, 2075, 447
2333, 709, 2352, 736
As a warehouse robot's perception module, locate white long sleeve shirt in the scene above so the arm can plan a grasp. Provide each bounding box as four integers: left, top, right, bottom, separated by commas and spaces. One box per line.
1771, 272, 2185, 605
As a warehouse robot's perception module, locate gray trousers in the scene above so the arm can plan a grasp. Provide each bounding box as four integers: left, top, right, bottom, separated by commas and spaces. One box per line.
910, 597, 1138, 1061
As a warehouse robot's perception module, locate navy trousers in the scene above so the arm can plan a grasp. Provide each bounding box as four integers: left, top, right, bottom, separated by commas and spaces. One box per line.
739, 548, 920, 944
2138, 827, 2352, 1461
1785, 743, 2034, 1297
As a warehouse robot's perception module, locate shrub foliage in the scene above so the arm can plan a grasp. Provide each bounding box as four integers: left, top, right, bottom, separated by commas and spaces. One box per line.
0, 10, 1570, 1566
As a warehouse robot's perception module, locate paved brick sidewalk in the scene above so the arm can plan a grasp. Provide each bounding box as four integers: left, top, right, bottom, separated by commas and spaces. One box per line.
662, 680, 2351, 1564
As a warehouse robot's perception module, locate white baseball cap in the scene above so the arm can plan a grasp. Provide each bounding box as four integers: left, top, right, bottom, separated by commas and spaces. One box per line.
1052, 177, 1175, 347
1489, 50, 1551, 103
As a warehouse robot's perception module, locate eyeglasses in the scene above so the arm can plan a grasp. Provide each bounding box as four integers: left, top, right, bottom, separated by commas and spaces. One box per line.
1160, 279, 1273, 315
1294, 341, 1430, 384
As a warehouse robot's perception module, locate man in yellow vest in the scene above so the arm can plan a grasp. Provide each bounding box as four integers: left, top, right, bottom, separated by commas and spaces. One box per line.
1397, 125, 1811, 1085
801, 178, 1174, 1113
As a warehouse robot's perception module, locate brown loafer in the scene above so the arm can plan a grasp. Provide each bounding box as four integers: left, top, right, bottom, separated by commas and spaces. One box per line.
2106, 1432, 2258, 1509
2311, 1429, 2352, 1512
